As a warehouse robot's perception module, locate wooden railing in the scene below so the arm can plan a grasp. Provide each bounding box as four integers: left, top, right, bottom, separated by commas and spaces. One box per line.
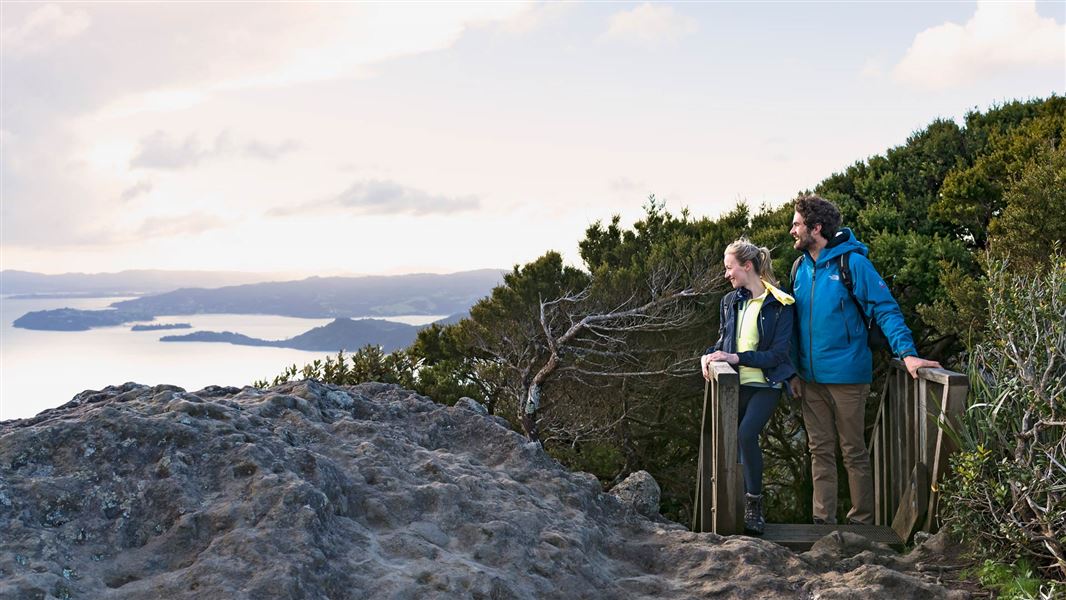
692, 362, 742, 535
871, 359, 969, 541
692, 359, 969, 542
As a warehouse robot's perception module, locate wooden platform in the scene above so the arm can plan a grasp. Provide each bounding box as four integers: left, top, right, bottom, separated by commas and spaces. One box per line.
760, 523, 904, 552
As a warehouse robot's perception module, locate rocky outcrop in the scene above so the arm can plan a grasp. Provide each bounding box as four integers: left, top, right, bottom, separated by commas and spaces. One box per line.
608, 470, 661, 520
0, 381, 967, 599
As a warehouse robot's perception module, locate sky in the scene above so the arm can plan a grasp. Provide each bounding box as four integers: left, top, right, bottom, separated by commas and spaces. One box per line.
1, 1, 1063, 277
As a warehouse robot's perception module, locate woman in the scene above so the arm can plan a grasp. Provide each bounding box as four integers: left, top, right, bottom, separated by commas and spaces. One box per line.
701, 238, 796, 535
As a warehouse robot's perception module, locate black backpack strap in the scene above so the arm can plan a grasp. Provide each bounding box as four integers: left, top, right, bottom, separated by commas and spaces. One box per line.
838, 251, 871, 328
789, 255, 803, 295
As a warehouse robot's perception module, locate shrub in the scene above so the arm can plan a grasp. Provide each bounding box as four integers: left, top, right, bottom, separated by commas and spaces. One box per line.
253, 346, 417, 390
940, 255, 1066, 582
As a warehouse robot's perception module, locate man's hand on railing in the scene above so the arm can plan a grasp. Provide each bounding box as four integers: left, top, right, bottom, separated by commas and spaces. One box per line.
902, 355, 942, 379
700, 354, 712, 381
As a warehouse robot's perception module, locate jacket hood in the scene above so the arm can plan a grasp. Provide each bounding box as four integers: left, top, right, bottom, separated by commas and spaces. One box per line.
732, 281, 795, 306
764, 280, 795, 305
814, 227, 868, 265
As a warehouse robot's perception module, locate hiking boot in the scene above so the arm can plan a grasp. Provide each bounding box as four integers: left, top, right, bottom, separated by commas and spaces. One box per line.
813, 517, 829, 525
744, 493, 765, 535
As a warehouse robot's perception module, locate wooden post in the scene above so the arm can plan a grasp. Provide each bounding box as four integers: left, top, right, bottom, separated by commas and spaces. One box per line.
711, 362, 741, 535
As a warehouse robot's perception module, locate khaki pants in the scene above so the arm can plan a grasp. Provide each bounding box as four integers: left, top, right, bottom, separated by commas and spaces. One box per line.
800, 380, 874, 524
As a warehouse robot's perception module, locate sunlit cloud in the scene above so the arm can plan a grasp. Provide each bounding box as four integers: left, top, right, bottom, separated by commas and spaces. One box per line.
608, 176, 648, 196
271, 180, 480, 217
129, 131, 299, 169
83, 214, 230, 246
131, 213, 227, 240
495, 2, 574, 36
244, 139, 299, 160
600, 3, 697, 47
893, 0, 1065, 89
90, 3, 532, 120
130, 131, 208, 169
120, 180, 153, 203
1, 3, 90, 56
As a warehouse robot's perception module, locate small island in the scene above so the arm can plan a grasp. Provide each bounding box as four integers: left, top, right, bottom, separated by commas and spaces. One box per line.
131, 323, 193, 331
12, 308, 153, 331
159, 317, 428, 352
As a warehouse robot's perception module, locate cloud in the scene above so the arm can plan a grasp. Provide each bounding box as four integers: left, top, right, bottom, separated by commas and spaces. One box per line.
272, 179, 480, 217
244, 139, 299, 160
1, 4, 90, 56
131, 214, 227, 239
859, 57, 886, 79
893, 0, 1065, 89
83, 213, 229, 245
120, 180, 153, 202
496, 2, 573, 35
2, 4, 528, 258
608, 176, 648, 196
130, 131, 208, 169
601, 3, 697, 47
129, 131, 299, 169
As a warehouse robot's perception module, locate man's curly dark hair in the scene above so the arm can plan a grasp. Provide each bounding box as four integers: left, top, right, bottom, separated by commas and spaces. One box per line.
794, 194, 842, 240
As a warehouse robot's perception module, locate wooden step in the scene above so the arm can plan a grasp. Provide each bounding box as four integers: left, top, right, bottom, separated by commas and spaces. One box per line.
759, 523, 904, 552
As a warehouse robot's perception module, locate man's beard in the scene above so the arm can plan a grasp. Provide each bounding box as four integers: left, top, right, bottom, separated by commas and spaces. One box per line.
793, 232, 815, 251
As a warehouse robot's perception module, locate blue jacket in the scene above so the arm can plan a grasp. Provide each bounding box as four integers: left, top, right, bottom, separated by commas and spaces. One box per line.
706, 282, 797, 387
792, 228, 917, 384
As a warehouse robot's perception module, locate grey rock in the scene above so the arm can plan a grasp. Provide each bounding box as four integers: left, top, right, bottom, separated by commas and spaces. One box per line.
609, 470, 661, 519
454, 396, 488, 415
325, 390, 354, 409
0, 381, 966, 599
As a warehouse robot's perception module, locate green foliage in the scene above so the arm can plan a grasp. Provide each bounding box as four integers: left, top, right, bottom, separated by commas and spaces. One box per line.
989, 144, 1066, 272
972, 558, 1060, 600
253, 347, 417, 390
936, 98, 1065, 249
940, 255, 1066, 582
815, 96, 1064, 356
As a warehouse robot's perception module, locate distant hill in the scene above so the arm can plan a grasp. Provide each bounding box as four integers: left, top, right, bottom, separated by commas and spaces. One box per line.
1, 269, 294, 297
160, 316, 463, 352
11, 270, 500, 331
110, 270, 503, 318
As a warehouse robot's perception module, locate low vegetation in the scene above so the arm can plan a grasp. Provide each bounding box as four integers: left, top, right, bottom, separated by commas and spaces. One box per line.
941, 256, 1065, 591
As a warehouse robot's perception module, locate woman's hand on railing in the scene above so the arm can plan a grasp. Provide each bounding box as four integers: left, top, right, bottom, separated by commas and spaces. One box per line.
902, 355, 942, 379
701, 352, 740, 380
706, 351, 739, 365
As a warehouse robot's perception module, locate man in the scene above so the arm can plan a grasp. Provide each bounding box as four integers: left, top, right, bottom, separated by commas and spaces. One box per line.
787, 194, 940, 525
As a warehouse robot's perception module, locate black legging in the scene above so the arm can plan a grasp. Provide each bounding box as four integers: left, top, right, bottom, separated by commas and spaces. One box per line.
738, 385, 781, 495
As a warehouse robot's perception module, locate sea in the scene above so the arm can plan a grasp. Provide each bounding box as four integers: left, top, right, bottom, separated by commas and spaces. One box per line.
0, 295, 443, 421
